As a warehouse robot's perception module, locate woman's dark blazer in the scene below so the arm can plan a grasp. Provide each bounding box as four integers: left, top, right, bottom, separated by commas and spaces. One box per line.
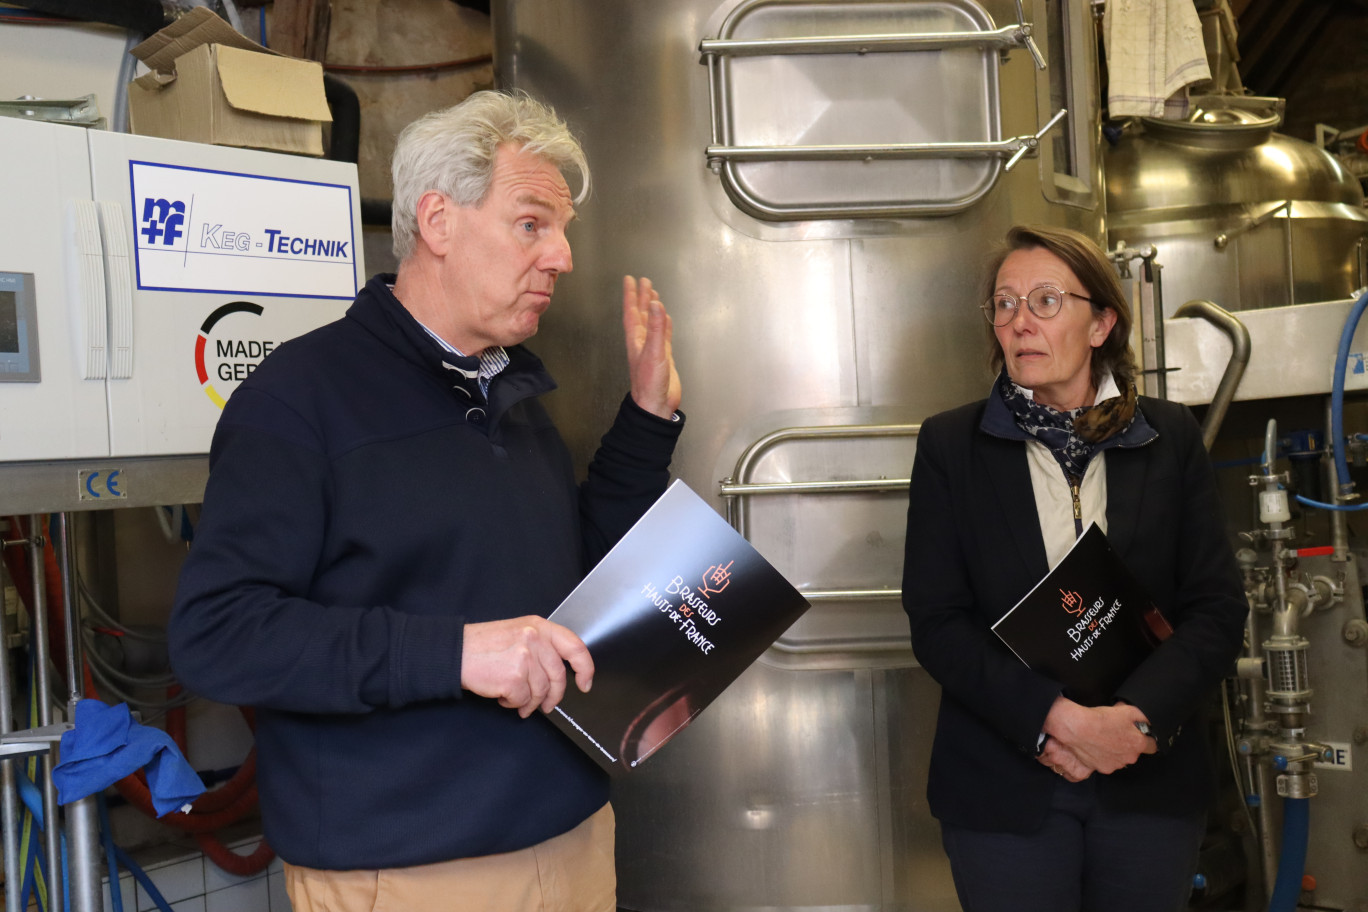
902, 393, 1248, 833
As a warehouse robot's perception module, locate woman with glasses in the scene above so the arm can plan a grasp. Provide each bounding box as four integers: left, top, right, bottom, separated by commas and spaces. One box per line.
901, 225, 1247, 912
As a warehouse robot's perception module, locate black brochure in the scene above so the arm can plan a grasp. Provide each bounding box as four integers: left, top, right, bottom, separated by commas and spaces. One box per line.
990, 522, 1173, 707
547, 479, 810, 774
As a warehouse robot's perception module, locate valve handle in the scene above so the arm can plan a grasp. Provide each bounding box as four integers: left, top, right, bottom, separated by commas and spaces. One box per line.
1013, 0, 1047, 70
1005, 108, 1068, 172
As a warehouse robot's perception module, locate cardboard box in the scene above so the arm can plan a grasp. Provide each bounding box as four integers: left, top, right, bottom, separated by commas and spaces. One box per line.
128, 7, 332, 156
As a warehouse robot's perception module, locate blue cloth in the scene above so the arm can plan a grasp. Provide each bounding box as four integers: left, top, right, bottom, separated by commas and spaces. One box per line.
53, 700, 204, 817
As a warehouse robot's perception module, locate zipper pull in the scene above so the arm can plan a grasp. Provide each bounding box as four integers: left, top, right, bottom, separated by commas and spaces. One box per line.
1069, 477, 1082, 521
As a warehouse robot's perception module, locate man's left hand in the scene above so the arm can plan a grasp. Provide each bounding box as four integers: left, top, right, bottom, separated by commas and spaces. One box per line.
623, 276, 682, 419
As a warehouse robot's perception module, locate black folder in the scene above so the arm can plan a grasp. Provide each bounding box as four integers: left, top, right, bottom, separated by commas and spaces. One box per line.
547, 480, 811, 773
991, 522, 1172, 707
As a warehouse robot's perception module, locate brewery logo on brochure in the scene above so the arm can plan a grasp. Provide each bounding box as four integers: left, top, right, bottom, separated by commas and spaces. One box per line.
640, 562, 732, 655
993, 522, 1171, 707
548, 481, 810, 773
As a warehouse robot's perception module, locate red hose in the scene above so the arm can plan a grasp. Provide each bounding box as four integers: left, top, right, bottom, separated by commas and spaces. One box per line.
80, 647, 275, 874
194, 833, 275, 877
2, 516, 69, 683
5, 516, 275, 877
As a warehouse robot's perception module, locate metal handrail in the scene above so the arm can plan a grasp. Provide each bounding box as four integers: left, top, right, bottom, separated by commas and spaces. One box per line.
699, 0, 1054, 218
719, 478, 909, 497
722, 424, 919, 655
699, 24, 1033, 58
1172, 300, 1251, 451
707, 109, 1067, 172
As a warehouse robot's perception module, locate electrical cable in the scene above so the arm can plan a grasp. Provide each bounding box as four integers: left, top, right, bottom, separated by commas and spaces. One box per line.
14, 772, 68, 912
0, 10, 68, 22
6, 516, 269, 876
81, 668, 275, 875
1218, 679, 1260, 844
77, 576, 165, 642
111, 27, 142, 135
96, 794, 123, 912
110, 845, 174, 912
0, 0, 163, 32
1331, 287, 1368, 498
217, 0, 242, 32
324, 53, 492, 75
1294, 493, 1368, 512
21, 653, 50, 912
78, 625, 174, 684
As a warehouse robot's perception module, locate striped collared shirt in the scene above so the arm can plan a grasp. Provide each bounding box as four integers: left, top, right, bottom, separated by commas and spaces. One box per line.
415, 324, 510, 399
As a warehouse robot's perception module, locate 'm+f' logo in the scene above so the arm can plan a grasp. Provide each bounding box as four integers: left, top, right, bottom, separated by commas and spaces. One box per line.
141, 198, 187, 246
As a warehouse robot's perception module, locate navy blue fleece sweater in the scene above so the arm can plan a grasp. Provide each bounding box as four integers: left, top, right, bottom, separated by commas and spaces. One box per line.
169, 275, 682, 869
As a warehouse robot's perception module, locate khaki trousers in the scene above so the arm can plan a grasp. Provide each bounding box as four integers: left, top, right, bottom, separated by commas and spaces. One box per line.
284, 802, 616, 912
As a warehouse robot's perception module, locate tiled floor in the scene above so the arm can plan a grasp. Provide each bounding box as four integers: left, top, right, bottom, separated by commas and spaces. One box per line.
102, 839, 286, 912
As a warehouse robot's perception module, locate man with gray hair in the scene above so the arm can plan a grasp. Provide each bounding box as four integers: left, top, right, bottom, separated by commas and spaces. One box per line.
170, 90, 683, 911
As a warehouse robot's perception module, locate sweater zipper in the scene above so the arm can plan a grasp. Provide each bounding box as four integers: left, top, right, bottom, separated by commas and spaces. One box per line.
1068, 473, 1084, 538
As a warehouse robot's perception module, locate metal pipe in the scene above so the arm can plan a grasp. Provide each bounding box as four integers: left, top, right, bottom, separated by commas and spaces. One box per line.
1283, 207, 1295, 307
55, 514, 100, 912
803, 588, 901, 602
719, 479, 909, 497
1324, 398, 1349, 560
1254, 761, 1279, 899
0, 541, 21, 912
56, 514, 83, 703
1148, 259, 1167, 399
706, 138, 1036, 162
26, 515, 62, 912
1213, 200, 1291, 250
1241, 602, 1280, 900
699, 26, 1028, 57
1172, 300, 1250, 451
65, 796, 101, 912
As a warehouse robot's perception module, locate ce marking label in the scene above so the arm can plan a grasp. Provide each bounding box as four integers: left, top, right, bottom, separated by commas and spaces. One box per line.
78, 469, 127, 501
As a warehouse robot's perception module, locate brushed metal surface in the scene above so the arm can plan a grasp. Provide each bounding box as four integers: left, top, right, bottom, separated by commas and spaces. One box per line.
492, 0, 1102, 907
1268, 555, 1368, 910
1164, 297, 1365, 405
707, 0, 1003, 219
0, 457, 208, 514
1106, 121, 1368, 313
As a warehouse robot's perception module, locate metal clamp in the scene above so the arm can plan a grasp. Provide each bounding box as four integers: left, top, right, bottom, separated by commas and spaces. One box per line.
0, 723, 72, 759
0, 94, 102, 127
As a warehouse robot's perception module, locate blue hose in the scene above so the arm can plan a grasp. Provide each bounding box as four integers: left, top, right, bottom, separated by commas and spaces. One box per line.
15, 772, 69, 912
1268, 797, 1310, 912
1295, 493, 1368, 512
1331, 288, 1368, 498
16, 770, 175, 912
97, 795, 123, 912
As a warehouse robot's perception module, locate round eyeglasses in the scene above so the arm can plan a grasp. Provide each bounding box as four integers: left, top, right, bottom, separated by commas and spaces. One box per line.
981, 285, 1092, 327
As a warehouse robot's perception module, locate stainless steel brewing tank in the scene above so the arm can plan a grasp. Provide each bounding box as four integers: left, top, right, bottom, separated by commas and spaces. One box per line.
493, 1, 1104, 908
1105, 100, 1368, 315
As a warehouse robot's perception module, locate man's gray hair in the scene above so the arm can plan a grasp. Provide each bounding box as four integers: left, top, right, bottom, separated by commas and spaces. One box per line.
390, 90, 590, 262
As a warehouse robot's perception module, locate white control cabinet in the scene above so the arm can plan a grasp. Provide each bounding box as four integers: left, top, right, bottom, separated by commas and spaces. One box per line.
0, 117, 364, 463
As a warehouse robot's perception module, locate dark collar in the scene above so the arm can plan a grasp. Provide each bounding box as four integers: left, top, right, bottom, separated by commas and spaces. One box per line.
978, 378, 1158, 451
347, 274, 557, 428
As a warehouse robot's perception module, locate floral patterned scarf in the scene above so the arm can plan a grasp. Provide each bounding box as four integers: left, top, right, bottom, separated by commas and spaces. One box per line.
996, 369, 1138, 480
